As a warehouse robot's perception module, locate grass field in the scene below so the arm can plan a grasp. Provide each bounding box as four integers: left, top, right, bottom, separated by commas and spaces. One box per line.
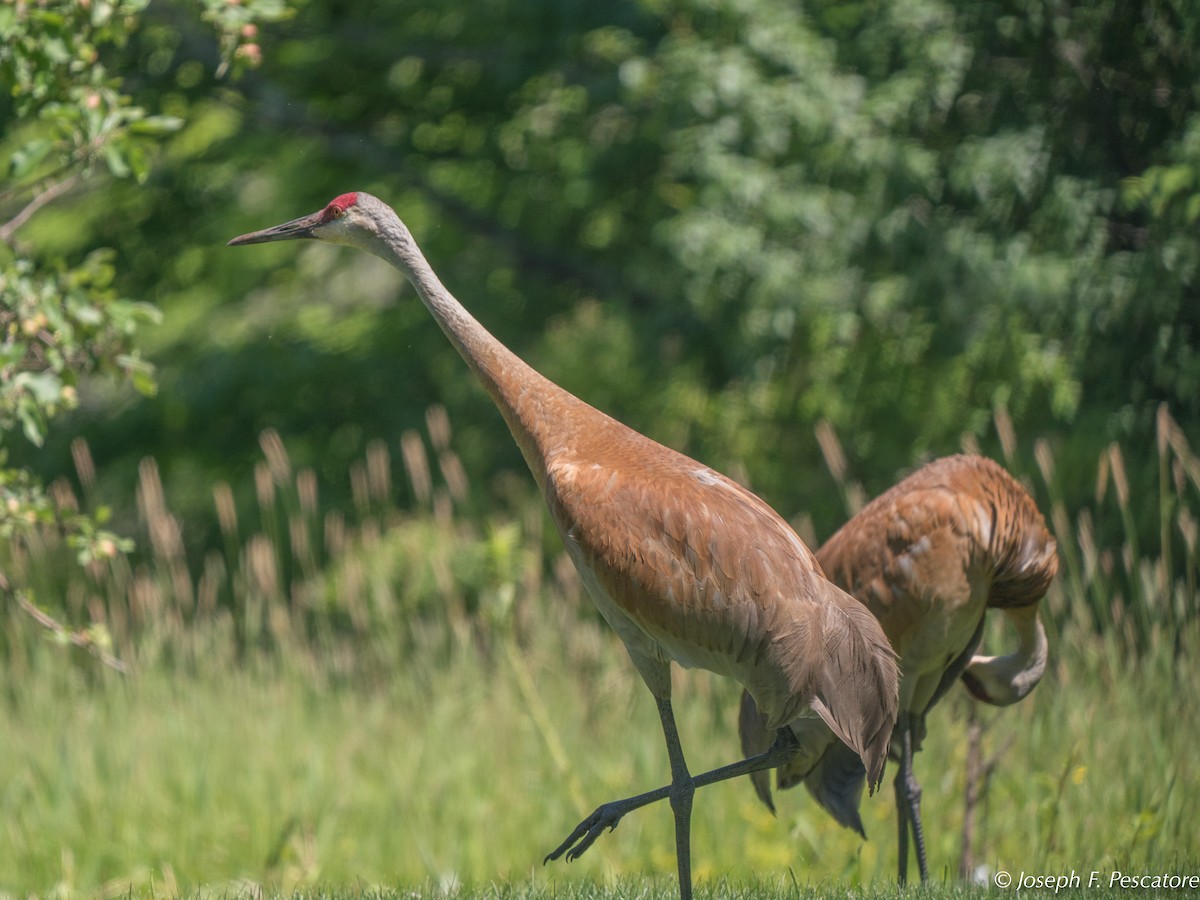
2, 614, 1195, 898
2, 413, 1198, 897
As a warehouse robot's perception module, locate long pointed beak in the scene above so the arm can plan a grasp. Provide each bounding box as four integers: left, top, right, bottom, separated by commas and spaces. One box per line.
228, 209, 324, 246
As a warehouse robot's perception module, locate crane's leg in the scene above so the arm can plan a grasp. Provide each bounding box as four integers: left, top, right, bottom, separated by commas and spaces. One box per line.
656, 696, 695, 900
894, 714, 911, 884
893, 713, 929, 884
544, 720, 800, 868
546, 696, 697, 898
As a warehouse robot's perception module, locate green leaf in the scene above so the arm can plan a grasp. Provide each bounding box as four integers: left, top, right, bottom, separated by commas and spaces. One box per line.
73, 305, 104, 326
17, 403, 45, 447
1186, 193, 1200, 224
1160, 164, 1194, 200
125, 142, 150, 182
116, 354, 158, 397
10, 140, 54, 179
101, 142, 131, 178
130, 302, 164, 325
128, 114, 184, 135
17, 372, 63, 404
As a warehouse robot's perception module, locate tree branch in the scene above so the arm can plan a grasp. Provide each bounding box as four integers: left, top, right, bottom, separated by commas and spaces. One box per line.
0, 174, 81, 245
6, 580, 130, 674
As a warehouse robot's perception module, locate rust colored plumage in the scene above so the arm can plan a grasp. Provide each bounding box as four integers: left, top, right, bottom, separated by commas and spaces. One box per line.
740, 454, 1057, 883
229, 192, 899, 900
544, 419, 896, 767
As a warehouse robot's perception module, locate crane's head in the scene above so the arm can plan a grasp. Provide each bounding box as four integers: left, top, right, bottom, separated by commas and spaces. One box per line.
228, 192, 394, 254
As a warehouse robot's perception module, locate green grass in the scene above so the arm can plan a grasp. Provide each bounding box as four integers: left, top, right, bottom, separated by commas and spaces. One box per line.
1, 604, 1195, 897
2, 409, 1198, 897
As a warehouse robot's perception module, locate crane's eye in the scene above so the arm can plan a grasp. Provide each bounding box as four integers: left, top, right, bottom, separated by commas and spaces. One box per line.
321, 194, 358, 223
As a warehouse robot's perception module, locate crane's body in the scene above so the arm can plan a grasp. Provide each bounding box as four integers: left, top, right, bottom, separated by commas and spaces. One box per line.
230, 192, 899, 899
740, 453, 1057, 883
545, 410, 896, 738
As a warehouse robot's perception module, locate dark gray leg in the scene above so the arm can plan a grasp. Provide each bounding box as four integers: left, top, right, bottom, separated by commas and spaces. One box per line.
656, 696, 696, 900
545, 713, 802, 894
893, 713, 929, 884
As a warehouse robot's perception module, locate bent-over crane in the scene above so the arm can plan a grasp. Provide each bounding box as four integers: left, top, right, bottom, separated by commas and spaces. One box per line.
740, 454, 1057, 883
229, 192, 900, 899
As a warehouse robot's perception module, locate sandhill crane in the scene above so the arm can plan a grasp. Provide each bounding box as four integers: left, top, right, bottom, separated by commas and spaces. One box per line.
229, 192, 899, 899
739, 454, 1057, 883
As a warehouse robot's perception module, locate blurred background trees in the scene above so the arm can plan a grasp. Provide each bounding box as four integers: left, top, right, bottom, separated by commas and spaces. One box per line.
1, 0, 289, 646
4, 0, 1199, 612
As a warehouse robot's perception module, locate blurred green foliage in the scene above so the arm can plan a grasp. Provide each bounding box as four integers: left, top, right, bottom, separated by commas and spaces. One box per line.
0, 0, 289, 597
4, 0, 1200, 579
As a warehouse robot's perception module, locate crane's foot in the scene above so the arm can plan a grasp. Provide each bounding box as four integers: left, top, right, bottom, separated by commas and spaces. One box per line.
543, 726, 800, 868
544, 777, 672, 865
543, 798, 632, 864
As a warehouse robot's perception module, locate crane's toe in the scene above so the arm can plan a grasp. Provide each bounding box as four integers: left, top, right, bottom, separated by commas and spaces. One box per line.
544, 800, 632, 865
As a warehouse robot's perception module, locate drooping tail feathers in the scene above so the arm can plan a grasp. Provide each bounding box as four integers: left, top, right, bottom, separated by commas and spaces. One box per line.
809, 585, 899, 792
738, 690, 778, 814
738, 687, 870, 836
802, 739, 868, 837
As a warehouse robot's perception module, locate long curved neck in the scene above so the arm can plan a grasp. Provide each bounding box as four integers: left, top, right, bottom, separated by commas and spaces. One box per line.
962, 603, 1048, 706
373, 215, 571, 489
